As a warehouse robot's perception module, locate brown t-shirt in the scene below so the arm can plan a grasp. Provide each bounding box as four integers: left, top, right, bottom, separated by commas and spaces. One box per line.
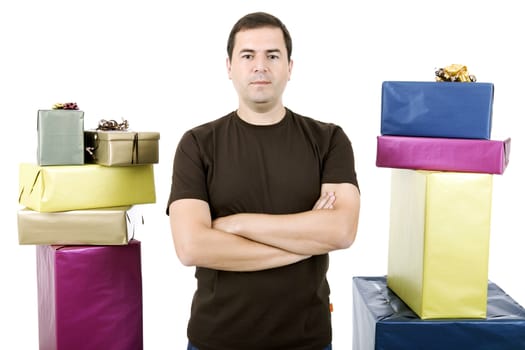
167, 108, 359, 350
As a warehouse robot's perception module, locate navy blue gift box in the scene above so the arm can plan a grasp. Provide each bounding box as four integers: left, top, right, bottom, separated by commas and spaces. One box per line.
380, 81, 494, 139
352, 276, 525, 350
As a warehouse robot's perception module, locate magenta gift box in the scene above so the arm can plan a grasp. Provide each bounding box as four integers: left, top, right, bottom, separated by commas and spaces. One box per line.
376, 135, 511, 174
37, 240, 143, 350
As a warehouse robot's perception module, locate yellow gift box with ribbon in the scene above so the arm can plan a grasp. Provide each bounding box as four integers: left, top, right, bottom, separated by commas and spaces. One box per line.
387, 169, 492, 319
19, 163, 156, 212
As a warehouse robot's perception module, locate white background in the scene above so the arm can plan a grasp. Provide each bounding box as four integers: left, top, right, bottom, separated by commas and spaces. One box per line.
2, 0, 524, 348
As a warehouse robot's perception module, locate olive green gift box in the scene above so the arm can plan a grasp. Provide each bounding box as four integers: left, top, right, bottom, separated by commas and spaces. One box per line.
85, 130, 160, 166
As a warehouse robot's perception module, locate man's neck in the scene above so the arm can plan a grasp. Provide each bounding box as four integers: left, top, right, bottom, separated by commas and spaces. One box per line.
236, 104, 286, 126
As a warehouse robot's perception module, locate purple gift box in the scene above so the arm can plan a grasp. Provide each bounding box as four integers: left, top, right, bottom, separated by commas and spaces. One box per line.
37, 240, 143, 350
376, 135, 511, 174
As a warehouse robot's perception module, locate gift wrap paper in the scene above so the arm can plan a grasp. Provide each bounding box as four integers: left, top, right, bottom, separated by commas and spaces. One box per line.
352, 276, 525, 350
19, 163, 156, 212
37, 240, 143, 350
387, 169, 492, 319
376, 136, 510, 174
17, 206, 142, 245
37, 109, 85, 165
381, 81, 494, 139
85, 130, 160, 166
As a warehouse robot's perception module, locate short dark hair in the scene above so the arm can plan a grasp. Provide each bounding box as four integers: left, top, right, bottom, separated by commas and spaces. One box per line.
227, 12, 292, 62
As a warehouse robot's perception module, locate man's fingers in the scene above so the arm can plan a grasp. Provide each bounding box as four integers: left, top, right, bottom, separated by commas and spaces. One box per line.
313, 192, 335, 210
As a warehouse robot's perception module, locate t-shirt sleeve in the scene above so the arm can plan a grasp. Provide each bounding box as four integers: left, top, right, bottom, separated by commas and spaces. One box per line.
166, 130, 209, 215
321, 126, 359, 190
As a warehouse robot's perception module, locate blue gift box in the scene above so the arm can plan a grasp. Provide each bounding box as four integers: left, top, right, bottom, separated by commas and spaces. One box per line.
381, 81, 494, 139
352, 276, 525, 350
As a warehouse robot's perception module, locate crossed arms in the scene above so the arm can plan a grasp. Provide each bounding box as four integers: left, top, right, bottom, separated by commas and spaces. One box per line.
169, 182, 360, 272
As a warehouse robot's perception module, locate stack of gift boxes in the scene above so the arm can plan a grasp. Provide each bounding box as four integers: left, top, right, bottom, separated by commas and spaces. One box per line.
352, 81, 525, 349
17, 104, 160, 350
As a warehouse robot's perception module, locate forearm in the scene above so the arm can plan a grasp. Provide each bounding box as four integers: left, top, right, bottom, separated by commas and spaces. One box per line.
169, 199, 310, 271
214, 211, 352, 255
213, 184, 360, 255
176, 226, 310, 271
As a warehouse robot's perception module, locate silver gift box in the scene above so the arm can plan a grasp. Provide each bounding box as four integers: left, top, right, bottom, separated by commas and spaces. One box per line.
37, 109, 84, 165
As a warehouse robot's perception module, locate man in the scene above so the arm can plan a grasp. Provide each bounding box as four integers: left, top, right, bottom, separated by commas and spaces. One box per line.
167, 11, 360, 350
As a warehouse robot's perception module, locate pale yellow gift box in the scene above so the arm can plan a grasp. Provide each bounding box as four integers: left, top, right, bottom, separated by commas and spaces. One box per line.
387, 169, 492, 319
17, 206, 142, 245
19, 163, 156, 212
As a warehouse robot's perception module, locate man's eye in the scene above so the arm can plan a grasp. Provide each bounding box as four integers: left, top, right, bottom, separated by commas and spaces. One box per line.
268, 55, 279, 60
241, 54, 253, 59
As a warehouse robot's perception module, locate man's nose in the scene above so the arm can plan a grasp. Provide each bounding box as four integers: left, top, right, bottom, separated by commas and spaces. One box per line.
253, 56, 268, 72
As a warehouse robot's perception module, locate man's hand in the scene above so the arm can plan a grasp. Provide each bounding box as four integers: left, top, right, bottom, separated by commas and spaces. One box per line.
312, 192, 336, 210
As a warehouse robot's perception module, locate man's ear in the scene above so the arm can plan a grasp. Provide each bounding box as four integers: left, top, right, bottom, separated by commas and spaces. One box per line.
226, 57, 232, 79
288, 58, 293, 81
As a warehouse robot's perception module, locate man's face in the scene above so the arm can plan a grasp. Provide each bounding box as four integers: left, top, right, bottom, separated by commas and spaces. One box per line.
227, 27, 293, 110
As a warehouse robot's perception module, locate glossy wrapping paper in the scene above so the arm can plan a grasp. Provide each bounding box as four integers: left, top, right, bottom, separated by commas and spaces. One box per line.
381, 81, 494, 139
18, 163, 156, 212
37, 109, 85, 165
37, 240, 143, 350
85, 130, 160, 166
376, 136, 511, 174
352, 276, 525, 350
17, 206, 142, 245
388, 169, 492, 319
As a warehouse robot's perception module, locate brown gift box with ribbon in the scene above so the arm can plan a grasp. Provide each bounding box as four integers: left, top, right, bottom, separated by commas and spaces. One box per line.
85, 119, 159, 166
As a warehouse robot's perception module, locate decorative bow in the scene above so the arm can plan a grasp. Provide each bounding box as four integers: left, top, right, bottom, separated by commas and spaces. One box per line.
96, 119, 129, 131
52, 102, 79, 110
435, 64, 476, 82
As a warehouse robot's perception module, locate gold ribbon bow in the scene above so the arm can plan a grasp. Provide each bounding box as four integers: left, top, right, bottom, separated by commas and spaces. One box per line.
435, 64, 476, 82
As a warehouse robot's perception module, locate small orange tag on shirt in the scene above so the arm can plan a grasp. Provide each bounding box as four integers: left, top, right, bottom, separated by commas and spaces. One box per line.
329, 303, 334, 312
